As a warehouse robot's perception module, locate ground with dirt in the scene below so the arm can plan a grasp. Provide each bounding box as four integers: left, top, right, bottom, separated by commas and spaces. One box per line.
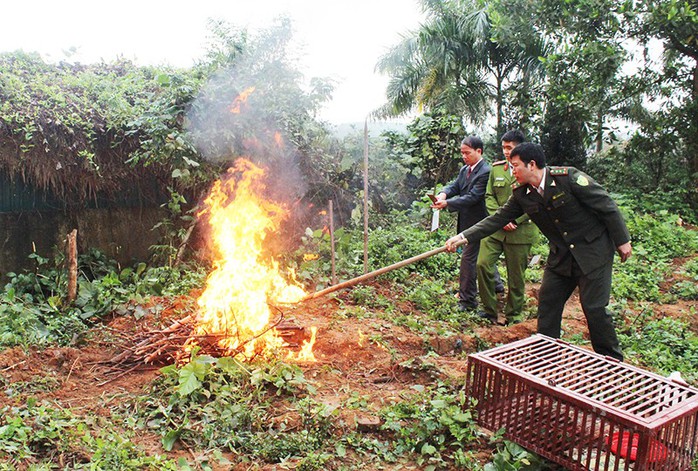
1, 264, 696, 469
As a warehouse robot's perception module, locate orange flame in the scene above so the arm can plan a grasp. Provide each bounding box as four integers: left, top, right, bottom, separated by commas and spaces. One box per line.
230, 86, 256, 114
289, 326, 317, 362
195, 158, 314, 359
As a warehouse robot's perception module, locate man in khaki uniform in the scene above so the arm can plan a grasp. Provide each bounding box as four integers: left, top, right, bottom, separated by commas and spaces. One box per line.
476, 130, 538, 325
446, 143, 632, 361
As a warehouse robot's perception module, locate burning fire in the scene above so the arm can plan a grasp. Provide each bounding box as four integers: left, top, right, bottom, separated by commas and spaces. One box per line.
230, 86, 256, 114
194, 158, 315, 360
294, 326, 317, 362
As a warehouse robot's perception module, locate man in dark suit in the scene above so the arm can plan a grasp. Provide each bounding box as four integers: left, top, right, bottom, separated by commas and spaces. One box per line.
445, 143, 632, 360
432, 136, 491, 312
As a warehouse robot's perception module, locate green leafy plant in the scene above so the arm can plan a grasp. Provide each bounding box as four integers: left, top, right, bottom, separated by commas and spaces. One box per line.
619, 316, 698, 383
611, 209, 698, 302
671, 280, 698, 300
624, 211, 698, 260
484, 440, 546, 470
672, 258, 698, 300
378, 383, 481, 469
0, 250, 204, 348
293, 210, 458, 289
0, 398, 177, 469
350, 285, 391, 309
612, 256, 666, 301
129, 354, 333, 464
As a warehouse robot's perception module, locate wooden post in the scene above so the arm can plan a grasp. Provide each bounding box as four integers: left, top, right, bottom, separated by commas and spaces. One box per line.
67, 229, 78, 304
363, 119, 369, 273
174, 222, 196, 267
329, 200, 337, 285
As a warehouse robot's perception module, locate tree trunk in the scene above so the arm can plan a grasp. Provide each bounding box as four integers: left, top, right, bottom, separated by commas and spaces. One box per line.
496, 70, 504, 138
687, 63, 698, 212
692, 63, 698, 179
595, 107, 604, 154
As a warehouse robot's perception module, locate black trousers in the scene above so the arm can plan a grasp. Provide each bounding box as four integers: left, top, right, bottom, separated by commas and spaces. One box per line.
458, 240, 480, 307
537, 258, 623, 361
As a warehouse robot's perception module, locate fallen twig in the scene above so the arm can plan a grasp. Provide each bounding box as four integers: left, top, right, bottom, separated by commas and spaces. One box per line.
1, 360, 27, 372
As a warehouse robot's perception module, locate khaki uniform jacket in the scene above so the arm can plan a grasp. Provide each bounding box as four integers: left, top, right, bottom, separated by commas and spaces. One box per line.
485, 161, 538, 245
461, 167, 630, 275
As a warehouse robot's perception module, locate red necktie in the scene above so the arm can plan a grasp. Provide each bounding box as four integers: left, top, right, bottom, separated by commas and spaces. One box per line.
467, 167, 472, 178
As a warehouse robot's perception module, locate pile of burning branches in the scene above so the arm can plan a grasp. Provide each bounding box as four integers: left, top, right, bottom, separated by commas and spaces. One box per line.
105, 308, 293, 372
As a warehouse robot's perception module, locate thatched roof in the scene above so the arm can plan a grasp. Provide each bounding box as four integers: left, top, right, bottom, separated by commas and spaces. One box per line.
0, 51, 190, 208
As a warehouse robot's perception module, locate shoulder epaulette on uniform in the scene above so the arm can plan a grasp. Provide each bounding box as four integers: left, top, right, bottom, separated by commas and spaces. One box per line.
511, 181, 522, 190
549, 167, 569, 176
492, 160, 506, 166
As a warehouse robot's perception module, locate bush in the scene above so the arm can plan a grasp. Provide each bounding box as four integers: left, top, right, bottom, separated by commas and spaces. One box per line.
0, 250, 205, 348
292, 210, 458, 291
619, 317, 698, 384
378, 383, 481, 469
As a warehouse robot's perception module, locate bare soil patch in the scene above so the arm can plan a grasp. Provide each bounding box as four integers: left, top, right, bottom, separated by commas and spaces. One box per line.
2, 268, 696, 469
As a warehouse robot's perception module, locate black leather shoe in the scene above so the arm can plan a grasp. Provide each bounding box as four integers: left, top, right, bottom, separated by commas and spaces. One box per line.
495, 285, 505, 294
458, 302, 477, 312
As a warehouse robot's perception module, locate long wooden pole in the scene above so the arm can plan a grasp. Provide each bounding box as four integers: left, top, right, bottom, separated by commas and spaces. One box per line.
301, 238, 466, 301
362, 119, 369, 274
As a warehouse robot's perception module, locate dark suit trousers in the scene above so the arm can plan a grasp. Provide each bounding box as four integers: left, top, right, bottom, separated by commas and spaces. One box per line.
537, 258, 623, 361
459, 240, 480, 307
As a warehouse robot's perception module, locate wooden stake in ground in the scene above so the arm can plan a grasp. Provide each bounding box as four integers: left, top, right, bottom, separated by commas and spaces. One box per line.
329, 199, 337, 285
174, 222, 197, 267
66, 229, 78, 304
363, 119, 369, 274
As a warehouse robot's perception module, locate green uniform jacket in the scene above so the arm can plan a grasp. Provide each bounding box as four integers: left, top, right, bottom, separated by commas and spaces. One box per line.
461, 167, 630, 275
485, 161, 538, 244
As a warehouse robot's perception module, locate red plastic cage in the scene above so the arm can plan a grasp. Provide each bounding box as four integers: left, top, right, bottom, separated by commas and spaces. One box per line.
467, 335, 698, 470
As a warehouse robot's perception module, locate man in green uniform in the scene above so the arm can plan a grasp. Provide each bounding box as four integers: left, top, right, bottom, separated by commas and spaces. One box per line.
476, 130, 539, 325
445, 143, 632, 361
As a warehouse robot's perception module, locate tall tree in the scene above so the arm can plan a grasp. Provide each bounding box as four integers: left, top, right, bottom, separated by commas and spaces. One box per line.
522, 0, 636, 165
633, 0, 698, 184
375, 0, 548, 136
531, 0, 697, 210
